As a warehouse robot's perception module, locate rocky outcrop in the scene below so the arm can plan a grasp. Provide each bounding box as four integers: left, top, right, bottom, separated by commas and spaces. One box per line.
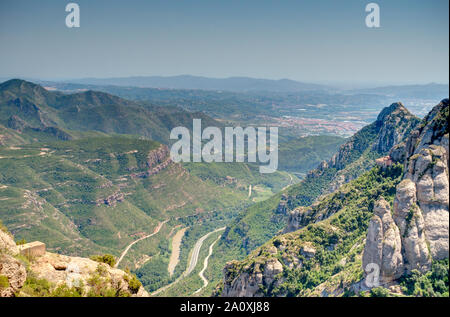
284, 186, 357, 233
28, 252, 149, 297
221, 259, 284, 297
0, 229, 19, 255
146, 144, 170, 168
398, 101, 449, 261
275, 194, 289, 216
7, 115, 29, 132
96, 191, 124, 207
284, 207, 308, 233
219, 100, 447, 297
362, 197, 404, 284
304, 102, 419, 196
131, 144, 172, 178
0, 228, 26, 297
35, 126, 73, 141
0, 254, 27, 297
372, 102, 420, 154
394, 99, 448, 264
1, 226, 148, 297
392, 180, 431, 272
362, 99, 449, 285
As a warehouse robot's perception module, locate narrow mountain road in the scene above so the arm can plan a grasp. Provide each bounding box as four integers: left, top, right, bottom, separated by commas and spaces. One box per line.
248, 185, 252, 197
114, 219, 168, 268
186, 227, 226, 275
282, 172, 295, 191
151, 226, 226, 296
193, 232, 222, 295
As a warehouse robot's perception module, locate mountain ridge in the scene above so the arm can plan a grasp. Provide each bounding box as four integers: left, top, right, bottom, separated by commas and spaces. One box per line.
216, 99, 449, 297
0, 79, 220, 144
64, 75, 330, 92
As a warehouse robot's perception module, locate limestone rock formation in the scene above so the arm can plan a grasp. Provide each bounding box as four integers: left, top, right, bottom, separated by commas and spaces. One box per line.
284, 102, 420, 232
362, 197, 404, 284
324, 102, 419, 192
28, 252, 149, 297
392, 179, 431, 273
393, 99, 449, 269
362, 98, 449, 284
0, 229, 19, 255
0, 254, 27, 297
0, 228, 26, 297
1, 225, 149, 297
219, 100, 448, 297
372, 102, 419, 154
284, 207, 310, 233
131, 144, 172, 178
221, 259, 284, 297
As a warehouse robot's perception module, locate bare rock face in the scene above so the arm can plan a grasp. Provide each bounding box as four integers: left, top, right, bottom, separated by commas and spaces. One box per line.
96, 191, 125, 207
29, 252, 149, 297
284, 207, 310, 233
1, 226, 149, 297
0, 254, 27, 297
392, 179, 431, 273
394, 99, 449, 266
403, 145, 449, 260
300, 245, 317, 259
0, 229, 19, 255
0, 228, 26, 297
373, 102, 420, 154
363, 99, 449, 282
221, 261, 263, 297
131, 144, 172, 178
221, 259, 284, 297
362, 197, 404, 284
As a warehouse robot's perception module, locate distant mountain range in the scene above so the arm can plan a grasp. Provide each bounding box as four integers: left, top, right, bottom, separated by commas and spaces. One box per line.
62, 75, 329, 92
348, 83, 449, 99
0, 79, 219, 144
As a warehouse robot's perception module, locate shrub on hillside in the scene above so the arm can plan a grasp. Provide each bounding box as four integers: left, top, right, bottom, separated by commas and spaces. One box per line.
90, 254, 116, 267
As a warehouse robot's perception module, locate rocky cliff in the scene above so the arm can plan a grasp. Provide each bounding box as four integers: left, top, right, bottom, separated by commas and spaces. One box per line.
0, 225, 149, 297
131, 144, 173, 178
218, 100, 448, 297
284, 102, 420, 233
362, 99, 449, 284
324, 102, 419, 193
218, 163, 404, 297
0, 229, 27, 297
361, 197, 404, 284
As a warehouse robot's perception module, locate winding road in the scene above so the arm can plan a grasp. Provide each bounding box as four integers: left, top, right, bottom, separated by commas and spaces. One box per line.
114, 219, 168, 268
186, 227, 226, 275
193, 233, 222, 295
151, 226, 226, 296
282, 172, 295, 191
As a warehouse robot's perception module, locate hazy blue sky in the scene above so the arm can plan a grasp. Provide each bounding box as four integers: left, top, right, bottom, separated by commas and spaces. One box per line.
0, 0, 448, 84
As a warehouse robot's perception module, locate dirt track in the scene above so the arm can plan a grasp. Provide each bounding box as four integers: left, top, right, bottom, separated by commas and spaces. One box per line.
114, 219, 168, 268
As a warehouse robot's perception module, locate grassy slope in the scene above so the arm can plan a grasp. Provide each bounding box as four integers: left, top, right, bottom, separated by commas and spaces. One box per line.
0, 79, 221, 145
0, 135, 293, 292
278, 135, 345, 173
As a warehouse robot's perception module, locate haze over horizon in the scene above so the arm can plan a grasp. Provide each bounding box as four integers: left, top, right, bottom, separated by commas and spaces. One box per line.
0, 0, 448, 85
